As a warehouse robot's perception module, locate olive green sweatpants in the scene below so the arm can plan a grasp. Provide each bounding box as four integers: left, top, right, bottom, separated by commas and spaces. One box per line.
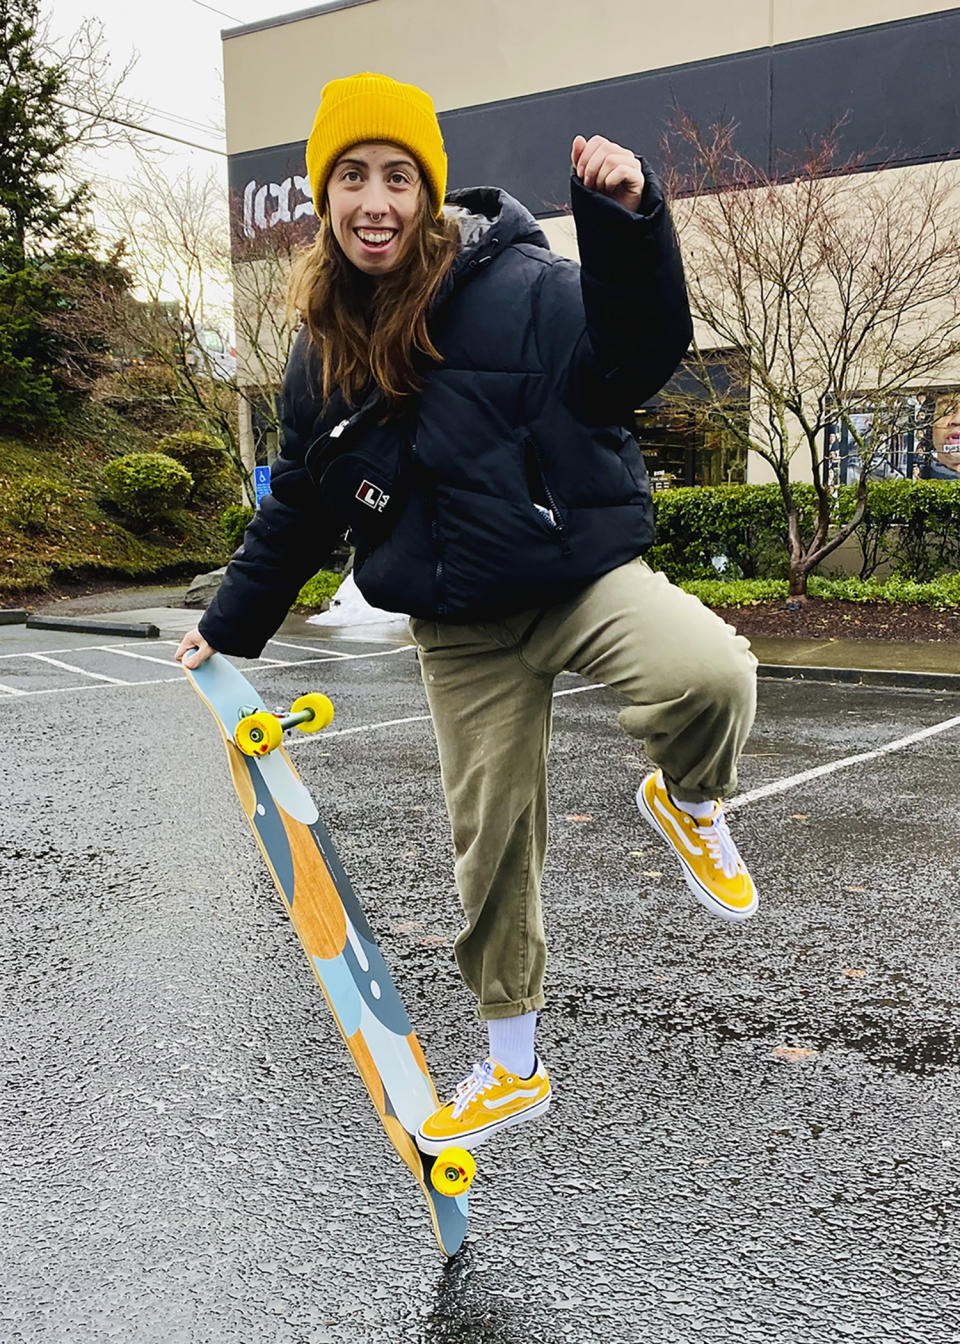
410, 559, 757, 1021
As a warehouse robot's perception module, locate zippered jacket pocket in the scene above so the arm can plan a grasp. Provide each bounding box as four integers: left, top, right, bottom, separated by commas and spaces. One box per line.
523, 434, 570, 551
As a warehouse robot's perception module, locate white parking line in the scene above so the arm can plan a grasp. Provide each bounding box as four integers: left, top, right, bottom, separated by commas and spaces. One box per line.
15, 676, 184, 698
252, 645, 414, 672
307, 713, 431, 740
103, 647, 186, 668
288, 683, 960, 818
726, 712, 960, 811
0, 643, 415, 701
289, 681, 606, 746
267, 639, 350, 657
26, 653, 130, 685
0, 639, 180, 660
0, 681, 26, 696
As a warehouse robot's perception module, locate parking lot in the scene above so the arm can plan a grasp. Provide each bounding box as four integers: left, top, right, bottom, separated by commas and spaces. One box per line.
2, 620, 959, 1344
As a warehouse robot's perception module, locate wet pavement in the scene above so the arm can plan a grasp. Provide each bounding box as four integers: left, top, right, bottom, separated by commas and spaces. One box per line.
14, 582, 960, 676
2, 619, 959, 1342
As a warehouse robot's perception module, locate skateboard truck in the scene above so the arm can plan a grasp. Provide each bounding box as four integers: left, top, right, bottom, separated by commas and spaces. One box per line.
233, 693, 335, 757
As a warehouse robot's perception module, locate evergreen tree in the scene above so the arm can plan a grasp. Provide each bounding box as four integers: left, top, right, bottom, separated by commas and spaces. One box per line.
0, 0, 87, 270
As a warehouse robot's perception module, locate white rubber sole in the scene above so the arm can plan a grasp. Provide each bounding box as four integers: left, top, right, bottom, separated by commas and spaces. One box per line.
416, 1095, 551, 1157
636, 781, 758, 923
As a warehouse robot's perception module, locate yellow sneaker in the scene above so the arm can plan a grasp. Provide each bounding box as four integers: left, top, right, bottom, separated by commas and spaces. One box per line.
637, 769, 758, 922
416, 1057, 551, 1156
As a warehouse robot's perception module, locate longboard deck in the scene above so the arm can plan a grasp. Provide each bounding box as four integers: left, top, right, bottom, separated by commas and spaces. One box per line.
185, 653, 468, 1256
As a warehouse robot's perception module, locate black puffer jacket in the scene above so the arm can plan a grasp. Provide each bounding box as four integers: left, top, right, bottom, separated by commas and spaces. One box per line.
200, 166, 692, 658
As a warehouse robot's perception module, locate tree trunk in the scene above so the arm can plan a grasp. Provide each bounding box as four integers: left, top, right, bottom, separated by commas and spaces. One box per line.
787, 561, 808, 601
784, 500, 808, 602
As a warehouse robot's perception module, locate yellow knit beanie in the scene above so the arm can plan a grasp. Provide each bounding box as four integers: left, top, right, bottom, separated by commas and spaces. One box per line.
305, 72, 447, 218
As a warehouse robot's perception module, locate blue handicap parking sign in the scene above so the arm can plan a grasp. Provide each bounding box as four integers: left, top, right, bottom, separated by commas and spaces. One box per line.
254, 466, 271, 506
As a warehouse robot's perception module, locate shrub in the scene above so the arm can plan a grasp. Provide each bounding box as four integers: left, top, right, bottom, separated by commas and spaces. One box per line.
677, 574, 960, 608
648, 484, 852, 581
101, 452, 193, 530
295, 568, 343, 608
156, 430, 225, 478
810, 573, 960, 609
677, 578, 791, 606
220, 503, 253, 550
649, 479, 957, 584
855, 479, 960, 580
7, 477, 72, 531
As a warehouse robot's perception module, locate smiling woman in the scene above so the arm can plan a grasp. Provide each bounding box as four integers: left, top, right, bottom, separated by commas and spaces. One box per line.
283, 75, 461, 411
176, 67, 764, 1169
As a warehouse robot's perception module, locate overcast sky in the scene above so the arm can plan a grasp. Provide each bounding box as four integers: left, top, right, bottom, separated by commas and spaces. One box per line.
42, 0, 288, 180
41, 0, 292, 313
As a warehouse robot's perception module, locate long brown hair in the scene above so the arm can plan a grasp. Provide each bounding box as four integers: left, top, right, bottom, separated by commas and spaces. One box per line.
287, 192, 460, 413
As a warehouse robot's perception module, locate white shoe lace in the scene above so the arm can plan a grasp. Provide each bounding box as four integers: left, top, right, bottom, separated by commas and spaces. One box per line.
698, 810, 742, 879
451, 1059, 497, 1118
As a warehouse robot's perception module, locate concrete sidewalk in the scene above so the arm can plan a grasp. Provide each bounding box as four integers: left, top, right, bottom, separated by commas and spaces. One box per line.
5, 583, 959, 684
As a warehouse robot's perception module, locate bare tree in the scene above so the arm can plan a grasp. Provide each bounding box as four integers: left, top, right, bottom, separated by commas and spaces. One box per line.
661, 115, 960, 598
102, 168, 300, 502
41, 16, 141, 163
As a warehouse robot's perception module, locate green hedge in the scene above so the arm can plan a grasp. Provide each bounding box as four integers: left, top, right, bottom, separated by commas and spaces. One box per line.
649, 484, 849, 581
853, 480, 960, 580
650, 480, 959, 583
156, 431, 225, 483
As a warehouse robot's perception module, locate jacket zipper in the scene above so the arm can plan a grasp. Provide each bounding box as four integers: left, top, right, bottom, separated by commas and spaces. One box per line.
524, 435, 571, 554
433, 519, 447, 614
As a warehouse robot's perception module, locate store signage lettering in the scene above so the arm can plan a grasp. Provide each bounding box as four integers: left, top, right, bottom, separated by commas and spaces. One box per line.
241, 176, 315, 238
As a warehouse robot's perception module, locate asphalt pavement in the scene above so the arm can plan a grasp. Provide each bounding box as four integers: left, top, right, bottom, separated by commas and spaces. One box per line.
2, 616, 959, 1343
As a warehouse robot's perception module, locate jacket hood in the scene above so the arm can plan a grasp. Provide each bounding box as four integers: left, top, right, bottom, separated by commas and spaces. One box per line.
441, 186, 550, 281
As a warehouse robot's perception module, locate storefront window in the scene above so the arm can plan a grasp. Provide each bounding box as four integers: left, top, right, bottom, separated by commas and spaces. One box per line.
635, 407, 748, 489
825, 392, 960, 485
638, 351, 749, 489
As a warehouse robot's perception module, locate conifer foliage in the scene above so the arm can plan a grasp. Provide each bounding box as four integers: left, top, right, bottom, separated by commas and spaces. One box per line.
0, 0, 86, 268
0, 0, 129, 430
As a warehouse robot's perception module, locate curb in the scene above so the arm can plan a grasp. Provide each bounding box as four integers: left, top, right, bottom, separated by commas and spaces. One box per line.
758, 662, 960, 692
0, 610, 28, 625
25, 615, 161, 639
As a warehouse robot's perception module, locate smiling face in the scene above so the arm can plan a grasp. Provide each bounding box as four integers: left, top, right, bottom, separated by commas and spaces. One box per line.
326, 141, 424, 276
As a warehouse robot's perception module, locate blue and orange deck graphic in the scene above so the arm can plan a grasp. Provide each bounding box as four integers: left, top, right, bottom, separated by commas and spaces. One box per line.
185, 654, 468, 1256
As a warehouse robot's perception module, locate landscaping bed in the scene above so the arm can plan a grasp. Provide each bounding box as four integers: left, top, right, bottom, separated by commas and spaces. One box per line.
711, 598, 960, 643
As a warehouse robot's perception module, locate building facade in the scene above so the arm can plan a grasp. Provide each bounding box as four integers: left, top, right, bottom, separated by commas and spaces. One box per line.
222, 0, 960, 488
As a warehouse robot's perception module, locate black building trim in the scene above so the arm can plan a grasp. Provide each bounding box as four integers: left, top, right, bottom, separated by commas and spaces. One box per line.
229, 7, 960, 229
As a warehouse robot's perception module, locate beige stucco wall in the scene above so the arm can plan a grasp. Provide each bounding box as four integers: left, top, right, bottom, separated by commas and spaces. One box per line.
546, 158, 960, 485
226, 3, 960, 490
223, 2, 958, 156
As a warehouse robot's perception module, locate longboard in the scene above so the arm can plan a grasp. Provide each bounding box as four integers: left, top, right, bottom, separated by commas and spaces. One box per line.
184, 653, 469, 1256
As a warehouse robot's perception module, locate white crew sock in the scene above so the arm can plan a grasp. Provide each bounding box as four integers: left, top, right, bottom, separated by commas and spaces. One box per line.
487, 1011, 538, 1078
671, 794, 718, 821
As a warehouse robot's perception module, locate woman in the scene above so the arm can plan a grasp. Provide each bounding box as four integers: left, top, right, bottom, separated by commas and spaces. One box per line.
176, 72, 758, 1157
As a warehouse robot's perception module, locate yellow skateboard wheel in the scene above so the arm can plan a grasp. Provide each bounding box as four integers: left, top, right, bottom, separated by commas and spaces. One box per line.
234, 711, 283, 757
290, 693, 335, 732
430, 1147, 476, 1196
